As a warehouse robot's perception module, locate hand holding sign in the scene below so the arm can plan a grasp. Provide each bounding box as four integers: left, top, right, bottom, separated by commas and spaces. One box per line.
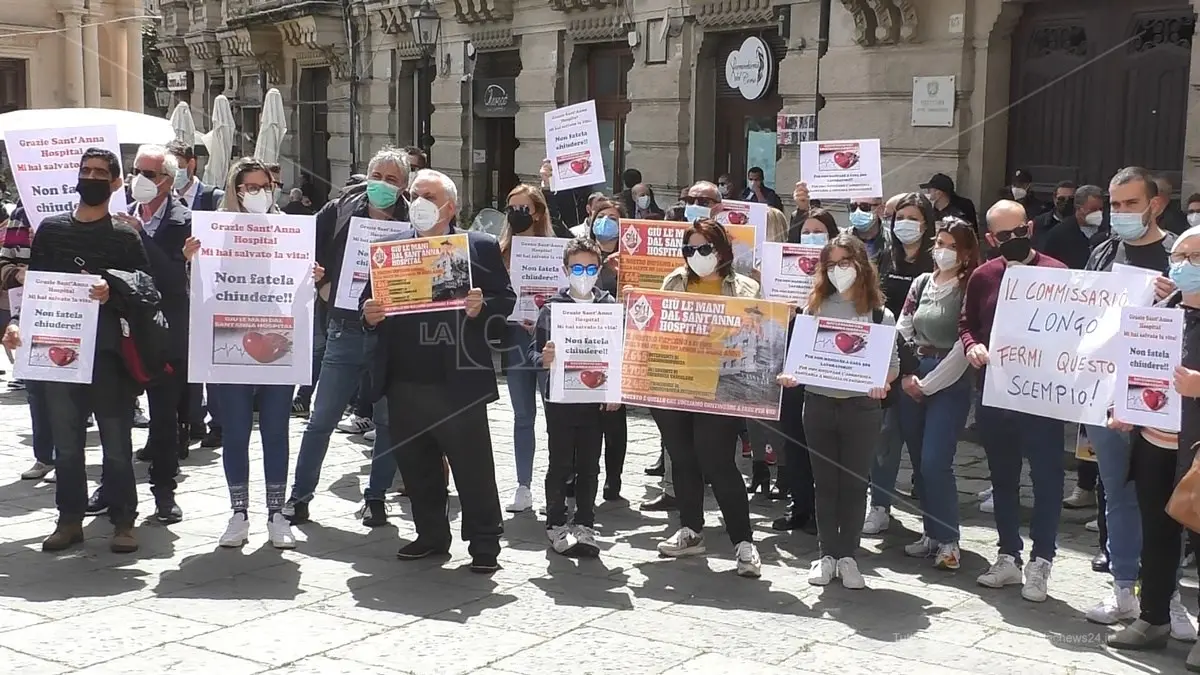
1175, 365, 1200, 398
542, 341, 556, 368
966, 344, 989, 368
363, 298, 385, 327
2, 324, 19, 349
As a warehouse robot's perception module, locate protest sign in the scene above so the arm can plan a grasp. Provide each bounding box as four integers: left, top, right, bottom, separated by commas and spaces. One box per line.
617, 219, 757, 295
188, 212, 316, 385
13, 271, 99, 384
510, 236, 569, 323
334, 217, 412, 311
717, 200, 770, 261
783, 314, 896, 394
4, 124, 127, 229
760, 242, 823, 305
8, 287, 22, 317
799, 138, 883, 200
544, 101, 605, 191
621, 289, 788, 420
369, 234, 472, 316
1114, 306, 1183, 431
549, 302, 624, 404
983, 266, 1155, 425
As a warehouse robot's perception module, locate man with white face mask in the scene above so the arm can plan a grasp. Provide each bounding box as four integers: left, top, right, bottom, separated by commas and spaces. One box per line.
1043, 184, 1106, 270
361, 169, 514, 573
682, 181, 724, 223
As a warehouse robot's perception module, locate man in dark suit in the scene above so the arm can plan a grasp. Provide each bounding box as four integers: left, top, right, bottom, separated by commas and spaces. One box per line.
167, 140, 225, 450
362, 168, 514, 573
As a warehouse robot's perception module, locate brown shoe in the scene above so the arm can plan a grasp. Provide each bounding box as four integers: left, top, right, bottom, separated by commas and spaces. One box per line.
110, 526, 138, 554
41, 522, 84, 552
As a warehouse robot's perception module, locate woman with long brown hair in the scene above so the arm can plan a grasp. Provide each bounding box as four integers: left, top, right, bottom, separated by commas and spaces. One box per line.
500, 183, 561, 514
779, 232, 898, 589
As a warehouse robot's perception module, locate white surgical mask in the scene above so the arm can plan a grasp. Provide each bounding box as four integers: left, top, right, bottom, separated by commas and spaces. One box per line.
239, 190, 273, 214
800, 232, 828, 247
893, 219, 923, 245
828, 266, 857, 293
568, 274, 597, 298
172, 168, 190, 192
1084, 211, 1104, 227
409, 197, 441, 232
1188, 213, 1200, 228
686, 252, 719, 278
636, 195, 651, 210
683, 204, 711, 222
931, 248, 958, 271
130, 174, 159, 204
1011, 186, 1027, 200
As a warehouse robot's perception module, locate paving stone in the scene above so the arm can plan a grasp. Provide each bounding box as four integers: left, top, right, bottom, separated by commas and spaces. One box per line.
325, 620, 543, 675
0, 646, 71, 674
184, 608, 388, 666
72, 643, 266, 675
490, 626, 697, 674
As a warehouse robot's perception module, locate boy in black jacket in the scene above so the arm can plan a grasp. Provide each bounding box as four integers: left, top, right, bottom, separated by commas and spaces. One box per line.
530, 238, 620, 557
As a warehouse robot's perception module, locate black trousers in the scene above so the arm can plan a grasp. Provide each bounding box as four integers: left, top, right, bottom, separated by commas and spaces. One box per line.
1132, 434, 1198, 625
652, 408, 752, 545
545, 402, 602, 527
386, 382, 503, 557
1078, 459, 1098, 491
781, 384, 815, 517
146, 359, 185, 496
1096, 477, 1108, 550
600, 405, 627, 481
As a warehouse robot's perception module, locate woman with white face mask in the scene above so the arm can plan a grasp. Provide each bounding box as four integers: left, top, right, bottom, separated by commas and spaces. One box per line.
654, 218, 764, 579
778, 233, 899, 589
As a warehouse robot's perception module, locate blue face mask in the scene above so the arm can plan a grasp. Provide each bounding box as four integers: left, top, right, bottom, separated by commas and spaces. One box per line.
1170, 261, 1200, 294
800, 232, 828, 247
591, 215, 618, 241
683, 204, 711, 222
1110, 211, 1148, 241
848, 209, 874, 231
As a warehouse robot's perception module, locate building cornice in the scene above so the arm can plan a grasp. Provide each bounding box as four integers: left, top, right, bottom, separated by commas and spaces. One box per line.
841, 0, 919, 46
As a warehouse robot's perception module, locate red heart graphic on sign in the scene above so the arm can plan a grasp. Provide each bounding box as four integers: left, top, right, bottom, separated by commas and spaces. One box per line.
242, 331, 291, 364
48, 346, 77, 367
533, 294, 546, 308
1142, 388, 1167, 411
569, 159, 591, 175
726, 211, 748, 225
834, 332, 865, 354
833, 152, 859, 169
579, 370, 607, 389
797, 257, 818, 275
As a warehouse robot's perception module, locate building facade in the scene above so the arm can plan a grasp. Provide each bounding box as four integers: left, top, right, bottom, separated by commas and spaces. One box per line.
156, 0, 1199, 216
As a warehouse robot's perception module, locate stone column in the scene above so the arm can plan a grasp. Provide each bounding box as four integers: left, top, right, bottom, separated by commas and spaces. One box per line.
1184, 0, 1200, 194
773, 2, 822, 205
624, 23, 699, 197
60, 10, 86, 107
82, 16, 101, 107
126, 12, 144, 112
513, 30, 563, 183
114, 21, 129, 109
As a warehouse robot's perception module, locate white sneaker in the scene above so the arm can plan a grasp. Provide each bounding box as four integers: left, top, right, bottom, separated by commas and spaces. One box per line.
506, 486, 533, 513
547, 525, 576, 555
861, 506, 890, 535
977, 486, 993, 500
734, 541, 761, 578
573, 525, 600, 557
837, 557, 865, 589
364, 428, 377, 442
267, 512, 296, 549
977, 554, 1023, 588
1085, 519, 1099, 533
337, 415, 374, 434
1171, 592, 1199, 642
43, 468, 55, 483
904, 535, 937, 558
979, 492, 995, 514
1021, 557, 1052, 602
1086, 586, 1140, 624
20, 461, 53, 480
808, 556, 836, 586
657, 527, 706, 557
1063, 485, 1096, 508
934, 542, 961, 570
219, 512, 250, 548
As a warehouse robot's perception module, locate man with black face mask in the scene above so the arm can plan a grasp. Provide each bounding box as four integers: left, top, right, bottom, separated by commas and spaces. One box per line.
1031, 181, 1076, 252
2, 148, 151, 554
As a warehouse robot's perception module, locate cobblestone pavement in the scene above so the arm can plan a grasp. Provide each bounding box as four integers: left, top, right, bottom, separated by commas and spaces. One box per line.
0, 373, 1195, 674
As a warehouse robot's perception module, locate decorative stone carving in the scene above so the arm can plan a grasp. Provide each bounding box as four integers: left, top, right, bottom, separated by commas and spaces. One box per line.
548, 0, 618, 12
469, 27, 515, 51
218, 26, 285, 83
692, 0, 774, 28
842, 0, 918, 46
184, 30, 222, 66
375, 5, 410, 34
566, 15, 626, 42
452, 0, 513, 23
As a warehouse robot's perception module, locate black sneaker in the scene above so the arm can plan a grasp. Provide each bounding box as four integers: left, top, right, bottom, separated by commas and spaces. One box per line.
189, 424, 207, 441
291, 399, 310, 418
154, 496, 183, 524
470, 554, 501, 574
639, 493, 677, 511
85, 488, 108, 516
282, 498, 310, 525
396, 539, 450, 560
200, 429, 223, 449
177, 423, 190, 460
360, 500, 388, 527
603, 479, 622, 501
135, 444, 152, 462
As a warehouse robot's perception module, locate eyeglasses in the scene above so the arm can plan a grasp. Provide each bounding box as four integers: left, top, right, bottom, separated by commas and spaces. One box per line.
1170, 252, 1200, 265
569, 263, 600, 276
824, 260, 855, 270
238, 184, 271, 193
992, 225, 1030, 243
134, 169, 162, 180
681, 243, 715, 257
682, 196, 717, 207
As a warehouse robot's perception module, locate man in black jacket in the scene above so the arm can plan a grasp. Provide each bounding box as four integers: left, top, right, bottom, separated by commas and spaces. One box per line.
1042, 184, 1106, 270
1031, 181, 1077, 252
362, 168, 514, 573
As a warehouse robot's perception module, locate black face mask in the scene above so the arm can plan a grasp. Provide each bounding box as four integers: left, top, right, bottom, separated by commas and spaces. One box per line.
506, 207, 534, 233
76, 178, 112, 207
998, 236, 1032, 263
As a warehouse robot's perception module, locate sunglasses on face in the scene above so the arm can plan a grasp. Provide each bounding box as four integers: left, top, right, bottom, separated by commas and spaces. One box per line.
682, 196, 717, 207
134, 169, 162, 180
569, 263, 600, 276
682, 243, 715, 257
992, 225, 1031, 243
852, 203, 876, 212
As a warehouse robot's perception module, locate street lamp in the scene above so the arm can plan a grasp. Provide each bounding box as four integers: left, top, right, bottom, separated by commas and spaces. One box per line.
154, 88, 173, 111
409, 0, 440, 156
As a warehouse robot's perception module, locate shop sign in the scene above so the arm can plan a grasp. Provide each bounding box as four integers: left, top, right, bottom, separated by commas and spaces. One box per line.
167, 71, 189, 92
474, 78, 519, 118
725, 36, 773, 101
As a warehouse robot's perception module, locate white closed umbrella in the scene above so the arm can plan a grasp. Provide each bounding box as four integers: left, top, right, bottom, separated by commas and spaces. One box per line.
0, 107, 203, 145
201, 95, 235, 187
168, 102, 197, 146
254, 88, 286, 165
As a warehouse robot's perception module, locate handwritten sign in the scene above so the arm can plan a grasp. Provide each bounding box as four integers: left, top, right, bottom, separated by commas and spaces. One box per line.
1114, 306, 1183, 431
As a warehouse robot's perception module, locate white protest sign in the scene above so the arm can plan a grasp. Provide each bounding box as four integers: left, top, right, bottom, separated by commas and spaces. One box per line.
544, 100, 606, 191
550, 302, 624, 404
188, 212, 316, 385
783, 314, 895, 394
13, 271, 100, 384
983, 266, 1155, 425
510, 236, 569, 323
8, 287, 22, 316
799, 138, 883, 200
717, 200, 771, 264
1114, 306, 1183, 431
4, 125, 127, 229
334, 216, 412, 311
760, 242, 823, 305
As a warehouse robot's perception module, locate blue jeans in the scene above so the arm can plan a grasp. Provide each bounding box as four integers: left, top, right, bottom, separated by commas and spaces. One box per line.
1085, 424, 1141, 587
869, 405, 911, 508
214, 383, 294, 511
975, 386, 1066, 562
897, 357, 972, 543
290, 319, 394, 504
26, 380, 55, 465
207, 383, 223, 432
505, 323, 538, 487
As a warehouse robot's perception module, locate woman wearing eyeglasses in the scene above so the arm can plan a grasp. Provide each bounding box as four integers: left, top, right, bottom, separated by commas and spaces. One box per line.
651, 217, 763, 578
499, 184, 563, 514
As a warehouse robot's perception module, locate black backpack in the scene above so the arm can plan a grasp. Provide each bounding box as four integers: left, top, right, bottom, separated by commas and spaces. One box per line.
100, 269, 175, 391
